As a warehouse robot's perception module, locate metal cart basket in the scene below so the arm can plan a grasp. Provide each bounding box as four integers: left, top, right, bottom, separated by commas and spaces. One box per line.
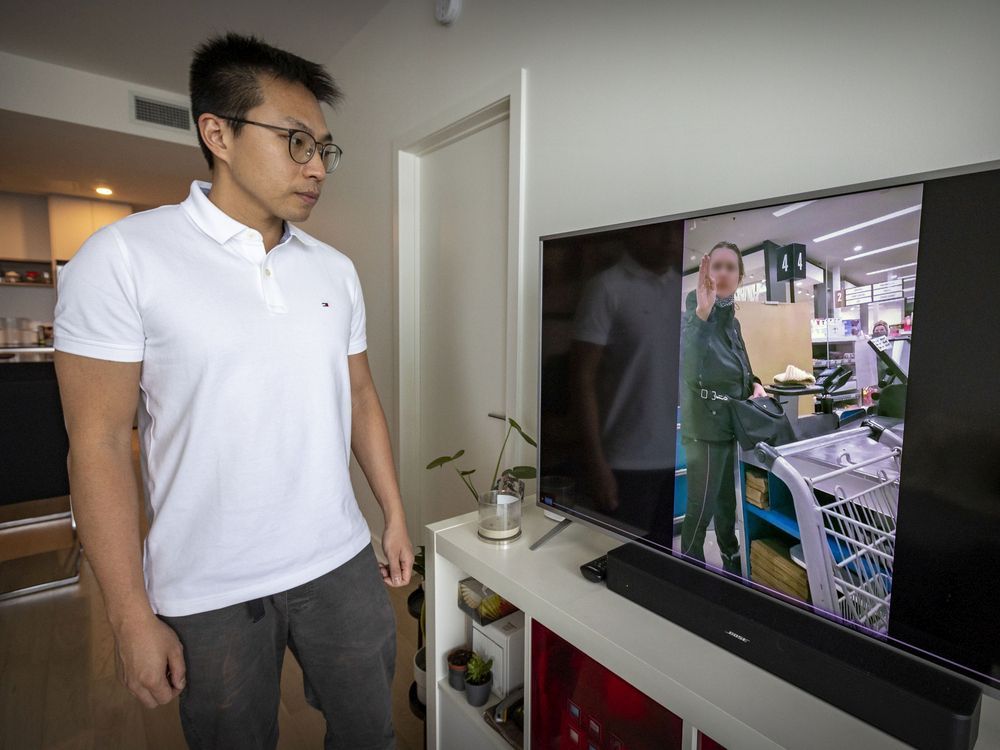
756, 421, 902, 634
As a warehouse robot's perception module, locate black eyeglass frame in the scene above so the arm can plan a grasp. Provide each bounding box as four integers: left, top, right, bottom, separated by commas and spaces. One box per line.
218, 116, 343, 173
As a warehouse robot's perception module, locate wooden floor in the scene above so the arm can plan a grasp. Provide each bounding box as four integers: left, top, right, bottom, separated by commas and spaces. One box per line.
0, 559, 425, 749
0, 432, 426, 749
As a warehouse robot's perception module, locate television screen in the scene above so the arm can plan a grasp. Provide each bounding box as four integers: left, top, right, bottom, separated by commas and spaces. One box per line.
538, 163, 1000, 693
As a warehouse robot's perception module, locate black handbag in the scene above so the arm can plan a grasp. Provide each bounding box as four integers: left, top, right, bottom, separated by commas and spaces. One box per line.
727, 395, 796, 451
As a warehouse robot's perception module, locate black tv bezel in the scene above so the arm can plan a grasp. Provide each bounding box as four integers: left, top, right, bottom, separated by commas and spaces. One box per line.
535, 158, 1000, 699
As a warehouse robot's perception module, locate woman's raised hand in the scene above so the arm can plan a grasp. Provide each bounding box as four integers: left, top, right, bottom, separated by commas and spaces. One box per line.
695, 255, 716, 321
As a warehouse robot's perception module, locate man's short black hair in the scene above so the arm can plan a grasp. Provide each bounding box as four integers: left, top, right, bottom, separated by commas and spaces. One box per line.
189, 33, 343, 170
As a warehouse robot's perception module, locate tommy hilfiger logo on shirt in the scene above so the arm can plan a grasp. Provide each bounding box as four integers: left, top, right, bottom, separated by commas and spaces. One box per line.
320, 302, 330, 307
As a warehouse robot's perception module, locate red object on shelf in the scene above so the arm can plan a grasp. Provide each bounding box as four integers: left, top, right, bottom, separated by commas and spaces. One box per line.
698, 731, 727, 750
531, 620, 688, 749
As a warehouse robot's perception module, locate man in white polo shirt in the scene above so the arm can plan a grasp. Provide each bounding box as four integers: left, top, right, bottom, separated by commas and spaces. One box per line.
54, 34, 411, 749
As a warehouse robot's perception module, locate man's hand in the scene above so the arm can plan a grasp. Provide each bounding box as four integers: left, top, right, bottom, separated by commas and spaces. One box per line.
750, 382, 768, 400
113, 613, 186, 709
380, 520, 414, 587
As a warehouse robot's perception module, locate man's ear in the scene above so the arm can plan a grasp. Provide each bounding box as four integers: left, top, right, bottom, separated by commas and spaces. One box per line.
198, 113, 232, 168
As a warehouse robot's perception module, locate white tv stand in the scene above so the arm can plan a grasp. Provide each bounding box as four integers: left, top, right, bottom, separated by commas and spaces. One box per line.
425, 501, 1000, 749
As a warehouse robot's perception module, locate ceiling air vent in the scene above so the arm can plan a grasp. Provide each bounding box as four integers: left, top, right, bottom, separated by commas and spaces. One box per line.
131, 94, 192, 131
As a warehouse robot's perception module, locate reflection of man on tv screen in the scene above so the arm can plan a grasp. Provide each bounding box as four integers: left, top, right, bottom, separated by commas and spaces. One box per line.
570, 223, 683, 543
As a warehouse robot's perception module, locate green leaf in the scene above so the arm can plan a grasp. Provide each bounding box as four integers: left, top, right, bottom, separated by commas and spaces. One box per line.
509, 465, 537, 479
510, 419, 537, 448
426, 448, 466, 470
426, 455, 454, 470
460, 469, 476, 476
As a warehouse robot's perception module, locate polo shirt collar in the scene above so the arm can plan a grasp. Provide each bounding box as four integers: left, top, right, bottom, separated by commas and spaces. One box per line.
181, 180, 319, 248
621, 252, 673, 282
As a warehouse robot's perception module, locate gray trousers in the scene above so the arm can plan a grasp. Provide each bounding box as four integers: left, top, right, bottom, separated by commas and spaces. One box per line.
680, 439, 741, 573
159, 544, 397, 750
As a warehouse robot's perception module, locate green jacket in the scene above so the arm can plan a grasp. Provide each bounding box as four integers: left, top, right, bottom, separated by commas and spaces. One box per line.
680, 290, 759, 442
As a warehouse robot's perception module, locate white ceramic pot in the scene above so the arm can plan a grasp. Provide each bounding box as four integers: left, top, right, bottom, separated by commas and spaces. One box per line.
413, 646, 427, 705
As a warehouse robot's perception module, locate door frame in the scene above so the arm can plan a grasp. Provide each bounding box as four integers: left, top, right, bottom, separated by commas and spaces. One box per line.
392, 69, 527, 542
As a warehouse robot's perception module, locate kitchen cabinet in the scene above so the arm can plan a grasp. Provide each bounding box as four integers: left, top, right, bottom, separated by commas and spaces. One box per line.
47, 195, 131, 262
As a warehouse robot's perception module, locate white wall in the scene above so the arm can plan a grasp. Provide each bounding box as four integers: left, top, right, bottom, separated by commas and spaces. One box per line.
302, 0, 1000, 536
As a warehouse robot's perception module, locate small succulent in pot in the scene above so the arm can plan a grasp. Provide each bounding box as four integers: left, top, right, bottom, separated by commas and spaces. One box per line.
464, 652, 494, 707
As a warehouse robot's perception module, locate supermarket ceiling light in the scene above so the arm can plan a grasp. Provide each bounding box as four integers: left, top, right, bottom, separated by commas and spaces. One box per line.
843, 239, 918, 262
813, 204, 922, 243
772, 200, 816, 217
866, 262, 918, 276
95, 186, 113, 196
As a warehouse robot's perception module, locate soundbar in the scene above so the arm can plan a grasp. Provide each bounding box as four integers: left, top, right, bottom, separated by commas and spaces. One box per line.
606, 543, 981, 750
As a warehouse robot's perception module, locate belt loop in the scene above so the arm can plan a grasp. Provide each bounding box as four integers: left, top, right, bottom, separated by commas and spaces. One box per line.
248, 597, 266, 623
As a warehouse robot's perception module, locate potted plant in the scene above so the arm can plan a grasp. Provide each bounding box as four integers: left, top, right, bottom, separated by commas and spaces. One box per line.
426, 416, 537, 501
407, 545, 426, 638
446, 647, 474, 691
413, 645, 427, 705
427, 416, 537, 542
464, 652, 494, 707
409, 546, 427, 705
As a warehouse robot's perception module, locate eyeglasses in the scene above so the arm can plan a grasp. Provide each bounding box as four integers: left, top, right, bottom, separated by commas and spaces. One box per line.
219, 116, 343, 173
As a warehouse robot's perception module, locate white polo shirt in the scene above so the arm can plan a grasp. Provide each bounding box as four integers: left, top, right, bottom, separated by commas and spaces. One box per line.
573, 253, 680, 471
54, 180, 372, 616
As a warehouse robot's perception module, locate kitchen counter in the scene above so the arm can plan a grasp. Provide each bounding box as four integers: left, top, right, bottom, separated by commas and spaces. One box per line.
0, 346, 55, 363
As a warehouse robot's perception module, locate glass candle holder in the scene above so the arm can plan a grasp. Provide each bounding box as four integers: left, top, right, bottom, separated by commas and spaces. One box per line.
477, 490, 522, 543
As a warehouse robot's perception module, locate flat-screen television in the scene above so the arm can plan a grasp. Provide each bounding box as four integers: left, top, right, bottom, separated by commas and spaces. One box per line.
537, 161, 1000, 705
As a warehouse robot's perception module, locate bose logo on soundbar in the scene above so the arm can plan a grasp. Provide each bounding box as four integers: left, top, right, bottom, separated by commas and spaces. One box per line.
725, 630, 750, 644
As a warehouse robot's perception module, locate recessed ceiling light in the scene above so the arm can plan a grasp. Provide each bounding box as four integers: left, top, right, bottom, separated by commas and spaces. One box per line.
843, 239, 919, 262
95, 186, 113, 196
853, 245, 863, 252
772, 201, 816, 218
866, 262, 918, 276
813, 204, 922, 243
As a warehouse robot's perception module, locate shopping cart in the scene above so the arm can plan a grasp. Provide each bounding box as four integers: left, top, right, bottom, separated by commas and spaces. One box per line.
755, 420, 902, 634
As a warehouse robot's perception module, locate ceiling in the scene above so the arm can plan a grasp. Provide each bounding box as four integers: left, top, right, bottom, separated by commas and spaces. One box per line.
0, 108, 207, 209
683, 183, 923, 289
0, 1, 391, 94
0, 1, 391, 210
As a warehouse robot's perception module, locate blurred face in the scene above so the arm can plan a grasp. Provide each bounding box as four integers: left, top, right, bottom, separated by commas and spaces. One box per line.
225, 76, 331, 223
708, 246, 742, 298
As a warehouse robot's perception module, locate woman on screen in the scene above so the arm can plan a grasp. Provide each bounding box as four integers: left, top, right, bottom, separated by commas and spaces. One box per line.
679, 242, 766, 574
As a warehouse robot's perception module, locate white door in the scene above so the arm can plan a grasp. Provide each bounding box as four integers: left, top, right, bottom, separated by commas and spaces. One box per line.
417, 117, 510, 527
396, 75, 527, 546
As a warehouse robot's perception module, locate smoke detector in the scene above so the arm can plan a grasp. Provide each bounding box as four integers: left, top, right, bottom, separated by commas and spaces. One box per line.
436, 0, 462, 25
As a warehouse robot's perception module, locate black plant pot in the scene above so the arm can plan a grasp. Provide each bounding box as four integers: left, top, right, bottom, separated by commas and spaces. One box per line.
448, 664, 467, 691
447, 648, 473, 691
464, 674, 493, 707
